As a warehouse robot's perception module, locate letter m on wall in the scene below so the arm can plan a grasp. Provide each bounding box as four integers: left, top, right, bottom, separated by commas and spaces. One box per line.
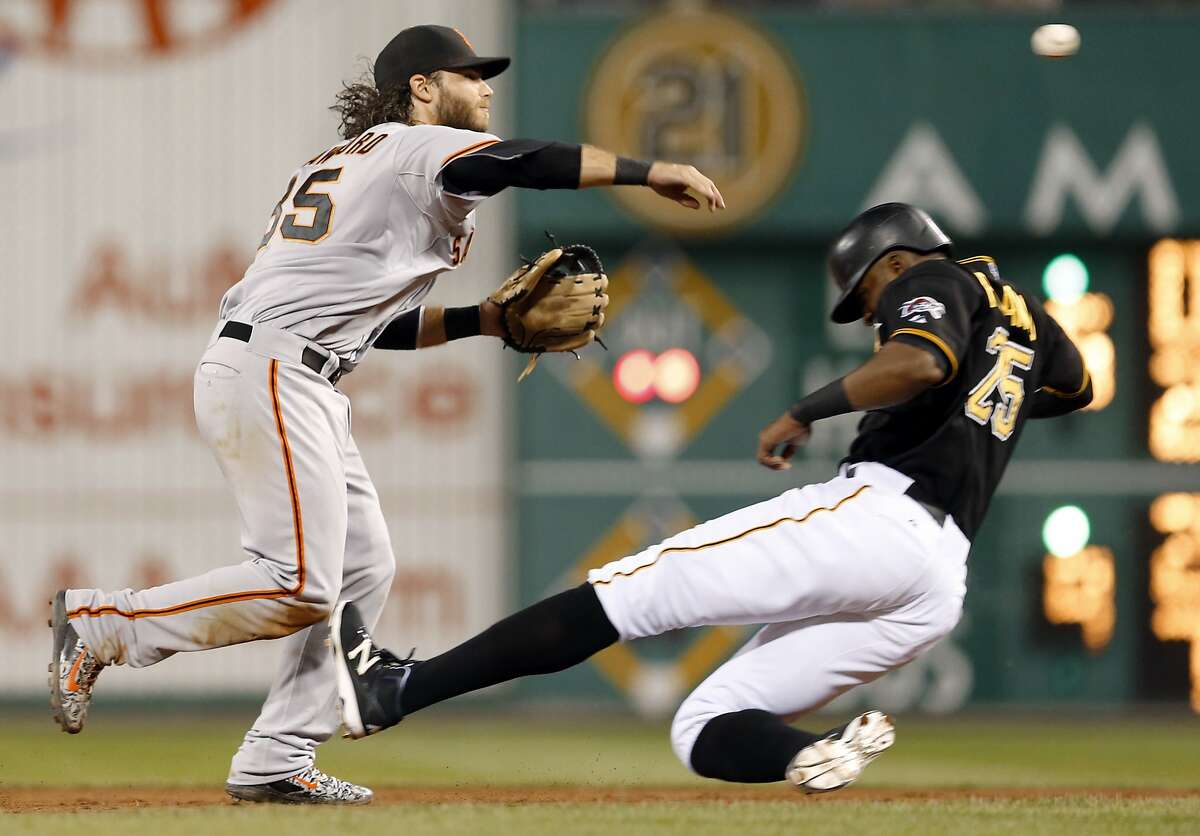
1025, 123, 1180, 235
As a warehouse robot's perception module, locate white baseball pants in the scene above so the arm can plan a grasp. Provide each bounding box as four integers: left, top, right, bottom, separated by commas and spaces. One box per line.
587, 462, 969, 771
66, 324, 396, 784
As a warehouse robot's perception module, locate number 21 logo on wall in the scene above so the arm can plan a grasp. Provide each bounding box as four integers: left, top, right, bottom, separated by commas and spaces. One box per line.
1, 0, 277, 64
585, 9, 806, 235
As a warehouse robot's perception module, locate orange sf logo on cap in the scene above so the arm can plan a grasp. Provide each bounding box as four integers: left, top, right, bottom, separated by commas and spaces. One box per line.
453, 28, 475, 50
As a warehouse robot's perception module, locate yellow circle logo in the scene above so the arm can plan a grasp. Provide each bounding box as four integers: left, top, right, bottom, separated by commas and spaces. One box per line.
585, 10, 806, 235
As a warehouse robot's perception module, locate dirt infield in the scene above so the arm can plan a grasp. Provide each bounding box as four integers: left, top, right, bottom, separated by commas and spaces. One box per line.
5, 786, 1199, 813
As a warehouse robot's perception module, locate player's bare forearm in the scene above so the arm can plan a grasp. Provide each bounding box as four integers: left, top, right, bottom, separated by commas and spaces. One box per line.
411, 303, 504, 348
479, 300, 504, 339
842, 341, 944, 411
577, 144, 618, 187
414, 306, 447, 347
374, 304, 498, 351
756, 342, 942, 470
578, 145, 725, 211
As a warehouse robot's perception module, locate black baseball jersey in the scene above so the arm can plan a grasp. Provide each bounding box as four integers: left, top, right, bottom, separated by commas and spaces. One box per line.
843, 255, 1090, 539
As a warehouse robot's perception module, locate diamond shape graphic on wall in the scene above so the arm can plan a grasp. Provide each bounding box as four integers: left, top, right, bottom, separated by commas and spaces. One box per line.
545, 246, 771, 460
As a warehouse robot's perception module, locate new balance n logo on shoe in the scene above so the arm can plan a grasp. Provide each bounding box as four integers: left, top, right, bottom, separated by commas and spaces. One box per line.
348, 638, 380, 675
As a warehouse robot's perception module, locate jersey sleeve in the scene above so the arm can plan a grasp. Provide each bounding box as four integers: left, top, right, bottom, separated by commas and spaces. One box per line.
1036, 309, 1092, 399
394, 125, 502, 227
876, 263, 978, 385
441, 139, 582, 197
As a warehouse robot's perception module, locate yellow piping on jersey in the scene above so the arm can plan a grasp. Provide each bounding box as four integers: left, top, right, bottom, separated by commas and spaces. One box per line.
1042, 367, 1092, 399
889, 328, 960, 384
590, 485, 871, 586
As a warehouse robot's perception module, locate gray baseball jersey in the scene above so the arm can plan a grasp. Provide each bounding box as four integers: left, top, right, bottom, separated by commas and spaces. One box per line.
219, 123, 500, 367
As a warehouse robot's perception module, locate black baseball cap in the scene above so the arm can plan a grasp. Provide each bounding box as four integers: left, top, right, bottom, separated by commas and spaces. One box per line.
374, 25, 510, 92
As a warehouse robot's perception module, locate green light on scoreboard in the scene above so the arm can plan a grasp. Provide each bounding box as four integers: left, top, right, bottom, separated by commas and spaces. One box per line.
1043, 505, 1091, 557
1042, 254, 1090, 304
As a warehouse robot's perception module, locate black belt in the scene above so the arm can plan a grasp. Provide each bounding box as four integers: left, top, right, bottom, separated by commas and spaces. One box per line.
844, 465, 948, 527
907, 492, 948, 527
219, 321, 340, 383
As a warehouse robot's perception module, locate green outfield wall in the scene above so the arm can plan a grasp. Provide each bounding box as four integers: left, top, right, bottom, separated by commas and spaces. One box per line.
511, 9, 1200, 713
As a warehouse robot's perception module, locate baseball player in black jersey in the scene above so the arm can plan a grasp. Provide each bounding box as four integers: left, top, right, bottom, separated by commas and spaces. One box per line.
329, 202, 1092, 793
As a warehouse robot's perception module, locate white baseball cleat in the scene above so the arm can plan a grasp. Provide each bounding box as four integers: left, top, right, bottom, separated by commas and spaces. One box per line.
786, 710, 895, 794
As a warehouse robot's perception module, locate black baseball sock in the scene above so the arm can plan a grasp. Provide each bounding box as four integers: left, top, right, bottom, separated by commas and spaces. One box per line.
689, 709, 822, 783
385, 583, 619, 717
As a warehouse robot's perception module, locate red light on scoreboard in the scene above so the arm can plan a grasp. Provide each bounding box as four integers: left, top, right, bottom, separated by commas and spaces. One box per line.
613, 349, 657, 404
613, 348, 701, 404
654, 348, 701, 403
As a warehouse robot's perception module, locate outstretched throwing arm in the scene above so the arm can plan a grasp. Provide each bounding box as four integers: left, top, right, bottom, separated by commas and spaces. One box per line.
440, 139, 725, 211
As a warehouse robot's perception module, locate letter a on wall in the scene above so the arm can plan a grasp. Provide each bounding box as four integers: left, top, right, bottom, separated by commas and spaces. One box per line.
862, 122, 986, 235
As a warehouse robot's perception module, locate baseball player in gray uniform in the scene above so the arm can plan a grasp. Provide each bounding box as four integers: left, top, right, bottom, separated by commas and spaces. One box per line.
49, 24, 723, 805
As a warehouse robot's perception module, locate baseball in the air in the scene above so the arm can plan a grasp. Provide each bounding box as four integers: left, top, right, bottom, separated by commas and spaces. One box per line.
1031, 24, 1081, 58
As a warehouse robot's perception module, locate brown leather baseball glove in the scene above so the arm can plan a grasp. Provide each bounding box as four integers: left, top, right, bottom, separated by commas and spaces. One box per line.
488, 244, 609, 381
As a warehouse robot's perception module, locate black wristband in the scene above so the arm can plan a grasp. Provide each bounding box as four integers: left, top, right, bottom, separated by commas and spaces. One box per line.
614, 157, 652, 185
444, 305, 483, 341
788, 378, 854, 424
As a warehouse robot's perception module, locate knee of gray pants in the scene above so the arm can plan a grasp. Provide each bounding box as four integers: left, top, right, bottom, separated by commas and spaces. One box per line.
257, 560, 339, 624
271, 598, 335, 632
285, 577, 340, 626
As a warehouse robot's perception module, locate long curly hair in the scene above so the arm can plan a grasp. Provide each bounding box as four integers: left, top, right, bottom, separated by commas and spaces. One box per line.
331, 64, 439, 139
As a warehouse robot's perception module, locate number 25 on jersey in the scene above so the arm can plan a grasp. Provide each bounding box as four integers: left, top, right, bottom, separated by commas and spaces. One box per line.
965, 326, 1035, 441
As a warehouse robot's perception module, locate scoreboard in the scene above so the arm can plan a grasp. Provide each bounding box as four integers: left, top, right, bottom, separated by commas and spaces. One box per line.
1148, 240, 1200, 463
1145, 241, 1200, 708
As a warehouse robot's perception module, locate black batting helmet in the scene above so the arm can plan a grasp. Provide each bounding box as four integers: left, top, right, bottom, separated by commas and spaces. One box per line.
827, 203, 953, 323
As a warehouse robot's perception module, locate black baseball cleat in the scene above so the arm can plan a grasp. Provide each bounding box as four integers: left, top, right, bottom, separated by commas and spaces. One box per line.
330, 601, 416, 739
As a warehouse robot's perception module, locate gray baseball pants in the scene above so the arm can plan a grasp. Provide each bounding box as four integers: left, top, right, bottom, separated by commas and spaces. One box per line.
66, 324, 396, 783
